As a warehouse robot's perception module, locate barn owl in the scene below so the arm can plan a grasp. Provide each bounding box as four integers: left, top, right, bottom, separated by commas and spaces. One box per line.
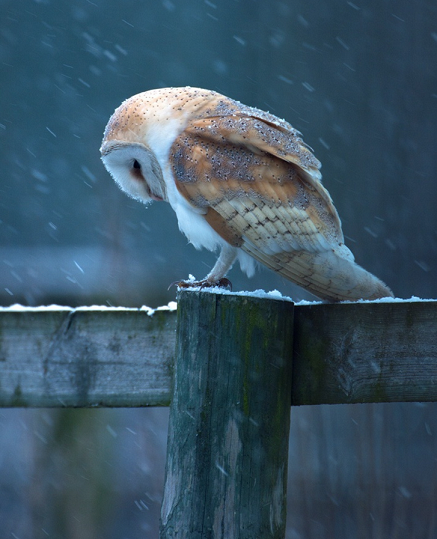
100, 86, 393, 301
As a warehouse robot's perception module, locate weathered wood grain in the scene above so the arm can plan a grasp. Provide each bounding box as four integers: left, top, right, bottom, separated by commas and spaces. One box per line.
0, 307, 176, 407
160, 291, 294, 539
292, 300, 437, 405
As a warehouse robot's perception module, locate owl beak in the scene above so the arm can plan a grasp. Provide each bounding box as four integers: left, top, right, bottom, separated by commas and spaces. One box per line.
149, 190, 163, 202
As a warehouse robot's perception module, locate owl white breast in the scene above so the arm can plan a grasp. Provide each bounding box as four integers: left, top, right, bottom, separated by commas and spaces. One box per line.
100, 86, 393, 302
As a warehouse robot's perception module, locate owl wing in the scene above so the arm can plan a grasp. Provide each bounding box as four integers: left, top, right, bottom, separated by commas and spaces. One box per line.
172, 112, 348, 244
169, 113, 390, 300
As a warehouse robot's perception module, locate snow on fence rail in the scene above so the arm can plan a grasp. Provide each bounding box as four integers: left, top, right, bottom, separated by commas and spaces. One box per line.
1, 291, 436, 538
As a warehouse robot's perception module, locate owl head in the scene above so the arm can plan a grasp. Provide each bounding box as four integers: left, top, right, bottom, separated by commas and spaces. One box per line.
99, 91, 176, 204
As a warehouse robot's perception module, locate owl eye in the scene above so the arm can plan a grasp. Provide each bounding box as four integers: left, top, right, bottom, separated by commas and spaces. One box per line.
130, 159, 144, 180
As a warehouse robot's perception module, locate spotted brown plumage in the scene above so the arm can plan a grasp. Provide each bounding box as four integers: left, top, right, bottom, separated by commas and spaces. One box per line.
100, 86, 393, 301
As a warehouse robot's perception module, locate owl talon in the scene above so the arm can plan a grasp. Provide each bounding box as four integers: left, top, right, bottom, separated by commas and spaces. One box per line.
209, 278, 232, 291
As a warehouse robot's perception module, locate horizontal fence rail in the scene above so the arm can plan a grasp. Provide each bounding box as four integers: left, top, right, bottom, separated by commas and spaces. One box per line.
0, 294, 436, 408
0, 305, 177, 407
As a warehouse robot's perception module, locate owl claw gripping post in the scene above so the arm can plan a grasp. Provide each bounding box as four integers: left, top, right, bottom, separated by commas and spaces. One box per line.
100, 86, 393, 302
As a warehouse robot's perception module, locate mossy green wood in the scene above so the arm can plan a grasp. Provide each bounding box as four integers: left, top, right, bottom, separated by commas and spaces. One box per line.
292, 301, 437, 405
160, 290, 294, 539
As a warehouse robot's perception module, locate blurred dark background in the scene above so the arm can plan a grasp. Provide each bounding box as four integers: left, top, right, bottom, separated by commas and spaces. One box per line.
1, 0, 436, 537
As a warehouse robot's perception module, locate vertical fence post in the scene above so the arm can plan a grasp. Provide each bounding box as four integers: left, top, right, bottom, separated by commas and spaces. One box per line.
160, 290, 294, 539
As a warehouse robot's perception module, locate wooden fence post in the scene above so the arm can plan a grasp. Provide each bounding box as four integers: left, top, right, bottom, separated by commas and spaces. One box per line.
160, 290, 294, 539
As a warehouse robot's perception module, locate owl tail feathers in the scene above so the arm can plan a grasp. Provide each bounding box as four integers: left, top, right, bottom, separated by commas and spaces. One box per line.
272, 249, 394, 302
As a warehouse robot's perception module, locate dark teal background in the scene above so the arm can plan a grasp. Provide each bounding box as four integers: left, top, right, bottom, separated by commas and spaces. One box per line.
1, 1, 436, 537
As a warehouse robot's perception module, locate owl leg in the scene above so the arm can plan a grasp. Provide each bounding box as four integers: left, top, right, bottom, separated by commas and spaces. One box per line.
175, 244, 236, 290
206, 244, 237, 283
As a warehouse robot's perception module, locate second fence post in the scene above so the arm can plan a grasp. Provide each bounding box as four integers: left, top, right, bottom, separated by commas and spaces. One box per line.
160, 290, 294, 539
